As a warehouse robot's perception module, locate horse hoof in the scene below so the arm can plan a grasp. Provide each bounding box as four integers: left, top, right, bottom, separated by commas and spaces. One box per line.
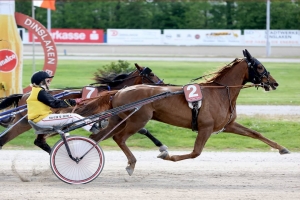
157, 151, 168, 159
159, 145, 168, 152
126, 166, 134, 176
279, 148, 291, 154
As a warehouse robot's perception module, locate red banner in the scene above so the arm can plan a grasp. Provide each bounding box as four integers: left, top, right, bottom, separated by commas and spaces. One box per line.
29, 29, 104, 43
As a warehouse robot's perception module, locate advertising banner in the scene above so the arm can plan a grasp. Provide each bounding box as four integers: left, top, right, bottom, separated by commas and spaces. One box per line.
15, 12, 58, 93
107, 29, 161, 45
244, 30, 300, 46
29, 29, 104, 43
0, 1, 23, 97
163, 29, 241, 46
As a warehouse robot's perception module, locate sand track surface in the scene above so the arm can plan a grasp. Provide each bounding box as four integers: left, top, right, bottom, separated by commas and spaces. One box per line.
0, 150, 299, 200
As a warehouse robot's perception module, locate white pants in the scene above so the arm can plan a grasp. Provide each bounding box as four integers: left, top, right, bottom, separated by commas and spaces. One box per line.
36, 113, 93, 132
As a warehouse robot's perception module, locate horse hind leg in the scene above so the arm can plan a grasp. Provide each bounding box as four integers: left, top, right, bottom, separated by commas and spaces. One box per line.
138, 128, 168, 152
225, 122, 290, 154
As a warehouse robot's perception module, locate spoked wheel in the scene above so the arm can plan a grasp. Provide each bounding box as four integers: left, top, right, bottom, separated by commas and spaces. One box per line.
50, 136, 105, 184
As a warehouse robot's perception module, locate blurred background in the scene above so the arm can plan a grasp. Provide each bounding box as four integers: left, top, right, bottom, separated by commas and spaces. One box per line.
16, 0, 300, 58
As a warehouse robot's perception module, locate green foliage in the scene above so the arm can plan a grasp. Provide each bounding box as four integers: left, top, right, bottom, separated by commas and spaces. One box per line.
95, 60, 134, 77
15, 1, 300, 30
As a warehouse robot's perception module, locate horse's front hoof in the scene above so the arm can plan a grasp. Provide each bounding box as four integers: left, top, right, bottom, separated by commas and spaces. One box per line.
159, 145, 168, 152
157, 151, 168, 159
126, 166, 134, 176
279, 148, 291, 154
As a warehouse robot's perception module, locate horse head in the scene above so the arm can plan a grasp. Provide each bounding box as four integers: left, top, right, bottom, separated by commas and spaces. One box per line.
243, 49, 278, 91
93, 64, 164, 89
134, 63, 164, 84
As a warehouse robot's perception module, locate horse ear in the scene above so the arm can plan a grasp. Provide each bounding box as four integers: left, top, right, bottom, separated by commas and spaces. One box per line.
134, 63, 143, 71
245, 49, 253, 60
242, 50, 246, 58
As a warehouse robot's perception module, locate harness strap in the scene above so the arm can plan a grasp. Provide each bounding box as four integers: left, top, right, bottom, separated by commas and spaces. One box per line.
191, 102, 200, 132
223, 86, 236, 129
212, 83, 236, 134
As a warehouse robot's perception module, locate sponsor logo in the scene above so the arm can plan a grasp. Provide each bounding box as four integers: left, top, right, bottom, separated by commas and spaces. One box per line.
206, 32, 239, 38
52, 30, 86, 40
0, 49, 18, 72
195, 34, 200, 39
110, 30, 118, 36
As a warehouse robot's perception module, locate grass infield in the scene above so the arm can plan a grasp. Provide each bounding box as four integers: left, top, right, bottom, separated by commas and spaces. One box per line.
1, 59, 299, 151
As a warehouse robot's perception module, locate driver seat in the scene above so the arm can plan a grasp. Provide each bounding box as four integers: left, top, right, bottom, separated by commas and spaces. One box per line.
28, 120, 56, 135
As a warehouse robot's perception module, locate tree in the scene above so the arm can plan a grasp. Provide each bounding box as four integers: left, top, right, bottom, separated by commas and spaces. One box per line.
14, 0, 300, 30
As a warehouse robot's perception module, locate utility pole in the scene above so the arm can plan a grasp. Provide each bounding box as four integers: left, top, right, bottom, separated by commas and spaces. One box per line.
266, 0, 271, 57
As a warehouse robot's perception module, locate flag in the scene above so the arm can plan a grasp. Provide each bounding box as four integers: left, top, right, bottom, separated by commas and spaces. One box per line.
33, 0, 56, 11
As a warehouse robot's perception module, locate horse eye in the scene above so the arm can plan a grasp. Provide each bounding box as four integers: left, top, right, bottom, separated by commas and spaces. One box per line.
257, 65, 263, 70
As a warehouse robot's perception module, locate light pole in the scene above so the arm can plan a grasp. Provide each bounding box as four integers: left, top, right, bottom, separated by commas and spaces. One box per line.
266, 0, 271, 57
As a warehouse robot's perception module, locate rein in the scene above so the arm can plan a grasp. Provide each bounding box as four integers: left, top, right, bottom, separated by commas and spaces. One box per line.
190, 72, 218, 82
199, 84, 261, 89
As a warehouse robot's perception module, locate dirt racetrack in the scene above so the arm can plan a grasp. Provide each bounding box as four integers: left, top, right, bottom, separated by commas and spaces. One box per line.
0, 150, 299, 200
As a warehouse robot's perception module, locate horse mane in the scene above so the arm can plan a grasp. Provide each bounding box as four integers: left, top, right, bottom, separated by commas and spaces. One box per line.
93, 71, 134, 87
204, 58, 244, 83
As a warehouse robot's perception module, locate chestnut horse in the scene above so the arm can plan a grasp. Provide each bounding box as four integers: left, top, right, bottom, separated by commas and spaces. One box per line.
0, 64, 166, 153
89, 49, 290, 176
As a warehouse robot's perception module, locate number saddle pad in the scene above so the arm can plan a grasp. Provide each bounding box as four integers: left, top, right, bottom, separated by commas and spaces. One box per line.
82, 86, 100, 99
183, 84, 203, 109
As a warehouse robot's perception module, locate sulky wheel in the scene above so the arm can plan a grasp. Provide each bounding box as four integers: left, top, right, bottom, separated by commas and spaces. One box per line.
50, 136, 105, 184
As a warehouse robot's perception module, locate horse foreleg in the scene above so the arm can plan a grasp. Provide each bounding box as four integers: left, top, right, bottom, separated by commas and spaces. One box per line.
160, 128, 212, 162
138, 128, 168, 152
91, 116, 137, 176
225, 122, 290, 154
34, 134, 51, 154
113, 131, 137, 176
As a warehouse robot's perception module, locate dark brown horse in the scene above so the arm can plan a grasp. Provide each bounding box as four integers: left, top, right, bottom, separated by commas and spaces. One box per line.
89, 49, 290, 176
0, 64, 166, 153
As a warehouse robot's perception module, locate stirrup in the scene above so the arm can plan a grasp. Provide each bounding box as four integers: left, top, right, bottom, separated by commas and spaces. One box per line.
28, 120, 55, 135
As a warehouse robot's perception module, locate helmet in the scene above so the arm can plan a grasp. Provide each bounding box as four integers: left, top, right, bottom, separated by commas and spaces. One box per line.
31, 71, 54, 85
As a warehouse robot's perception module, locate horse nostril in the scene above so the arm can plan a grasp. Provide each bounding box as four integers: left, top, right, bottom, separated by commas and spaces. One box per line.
273, 82, 279, 87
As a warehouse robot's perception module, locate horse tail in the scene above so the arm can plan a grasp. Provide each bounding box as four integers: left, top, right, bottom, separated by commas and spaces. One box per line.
0, 94, 23, 110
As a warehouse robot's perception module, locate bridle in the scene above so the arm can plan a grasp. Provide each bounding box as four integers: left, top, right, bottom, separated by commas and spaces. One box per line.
139, 67, 164, 84
244, 57, 270, 87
